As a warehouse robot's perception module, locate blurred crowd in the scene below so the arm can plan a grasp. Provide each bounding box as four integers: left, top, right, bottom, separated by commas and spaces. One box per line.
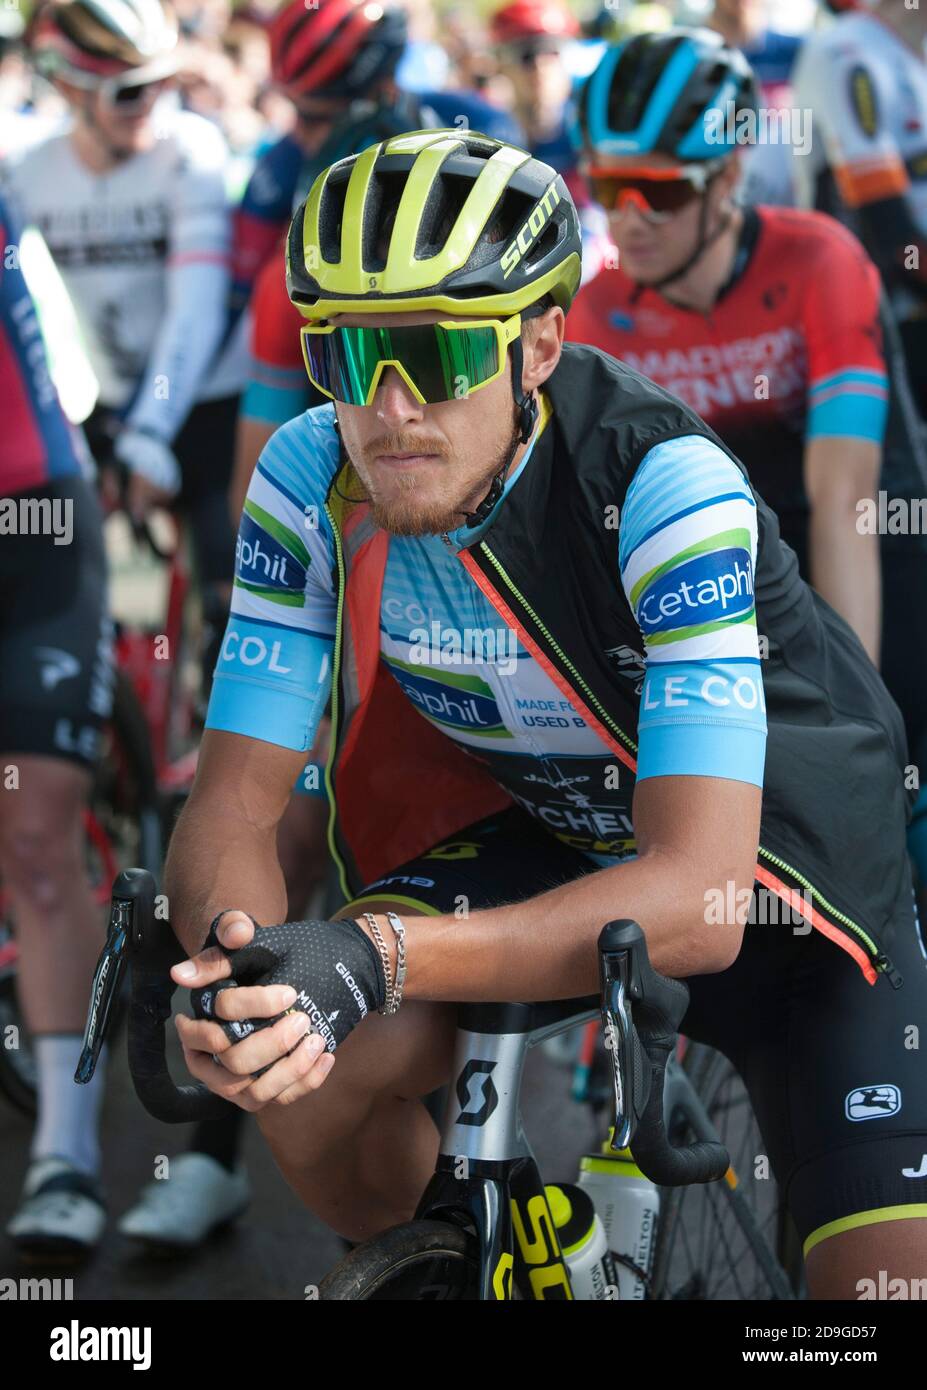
1, 1, 820, 172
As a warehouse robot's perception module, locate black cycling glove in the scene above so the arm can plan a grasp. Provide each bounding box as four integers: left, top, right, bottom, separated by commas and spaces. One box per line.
191, 914, 386, 1059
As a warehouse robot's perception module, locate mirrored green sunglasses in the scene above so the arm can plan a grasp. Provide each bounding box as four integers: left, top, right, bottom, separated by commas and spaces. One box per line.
299, 316, 523, 406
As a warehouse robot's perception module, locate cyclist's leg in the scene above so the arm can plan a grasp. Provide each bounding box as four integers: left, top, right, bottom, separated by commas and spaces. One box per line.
682, 887, 927, 1300
0, 479, 113, 1185
255, 808, 595, 1241
0, 478, 113, 1029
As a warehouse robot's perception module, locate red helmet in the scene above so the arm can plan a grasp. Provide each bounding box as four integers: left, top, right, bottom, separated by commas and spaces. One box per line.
489, 0, 580, 46
269, 0, 407, 102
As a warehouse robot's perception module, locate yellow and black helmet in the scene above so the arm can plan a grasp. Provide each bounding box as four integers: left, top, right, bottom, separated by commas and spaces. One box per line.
286, 128, 582, 321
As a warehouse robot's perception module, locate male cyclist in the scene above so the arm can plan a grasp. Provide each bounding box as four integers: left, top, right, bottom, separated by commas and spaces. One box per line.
489, 0, 611, 279
232, 0, 522, 323
163, 129, 926, 1299
4, 0, 239, 640
3, 0, 251, 1248
0, 189, 113, 1255
228, 0, 513, 923
564, 28, 927, 889
792, 0, 927, 410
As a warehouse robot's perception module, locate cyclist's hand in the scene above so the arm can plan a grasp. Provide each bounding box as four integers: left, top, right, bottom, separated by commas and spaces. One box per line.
114, 428, 181, 520
126, 470, 173, 525
172, 910, 386, 1109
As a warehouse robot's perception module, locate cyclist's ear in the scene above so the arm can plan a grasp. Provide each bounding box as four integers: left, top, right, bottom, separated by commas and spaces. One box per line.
521, 307, 564, 392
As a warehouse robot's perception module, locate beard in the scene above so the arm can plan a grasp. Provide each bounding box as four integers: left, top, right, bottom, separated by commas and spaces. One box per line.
350, 426, 518, 536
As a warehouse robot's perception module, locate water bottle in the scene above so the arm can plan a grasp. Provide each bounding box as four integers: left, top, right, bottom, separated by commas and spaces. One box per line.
577, 1130, 660, 1300
544, 1183, 617, 1300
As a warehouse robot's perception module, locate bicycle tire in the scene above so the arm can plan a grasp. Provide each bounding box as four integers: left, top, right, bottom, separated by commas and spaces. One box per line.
651, 1042, 799, 1301
93, 668, 162, 878
318, 1220, 479, 1300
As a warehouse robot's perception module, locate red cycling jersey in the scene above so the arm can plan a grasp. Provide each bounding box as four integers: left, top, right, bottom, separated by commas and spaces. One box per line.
566, 206, 890, 564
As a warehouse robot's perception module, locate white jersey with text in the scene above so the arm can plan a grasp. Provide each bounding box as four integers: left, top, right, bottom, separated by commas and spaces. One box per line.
792, 12, 927, 240
2, 104, 234, 438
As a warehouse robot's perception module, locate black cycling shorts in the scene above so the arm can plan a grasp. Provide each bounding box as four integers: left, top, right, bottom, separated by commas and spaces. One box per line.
0, 477, 113, 769
347, 806, 927, 1256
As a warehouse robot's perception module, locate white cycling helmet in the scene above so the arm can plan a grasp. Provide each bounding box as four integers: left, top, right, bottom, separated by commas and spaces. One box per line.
31, 0, 179, 87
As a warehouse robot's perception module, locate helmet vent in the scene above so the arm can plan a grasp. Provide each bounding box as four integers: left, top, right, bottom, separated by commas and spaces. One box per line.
318, 167, 351, 264
412, 172, 476, 260
608, 32, 685, 134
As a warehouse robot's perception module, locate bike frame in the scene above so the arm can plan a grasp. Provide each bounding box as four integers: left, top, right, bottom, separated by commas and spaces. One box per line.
414, 1001, 795, 1301
415, 1000, 598, 1300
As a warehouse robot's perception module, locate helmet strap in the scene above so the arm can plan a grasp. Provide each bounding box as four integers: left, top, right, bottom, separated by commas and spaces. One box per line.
638, 188, 732, 296
461, 334, 538, 529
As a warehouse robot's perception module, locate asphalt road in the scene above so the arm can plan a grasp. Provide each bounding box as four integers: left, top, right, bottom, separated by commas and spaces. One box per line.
0, 1022, 599, 1300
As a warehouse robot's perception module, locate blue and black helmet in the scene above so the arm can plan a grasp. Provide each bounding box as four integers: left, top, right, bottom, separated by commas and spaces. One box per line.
573, 28, 758, 165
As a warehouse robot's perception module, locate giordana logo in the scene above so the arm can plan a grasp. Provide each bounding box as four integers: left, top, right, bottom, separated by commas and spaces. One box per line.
638, 547, 754, 632
845, 1084, 902, 1122
235, 514, 307, 595
386, 658, 511, 739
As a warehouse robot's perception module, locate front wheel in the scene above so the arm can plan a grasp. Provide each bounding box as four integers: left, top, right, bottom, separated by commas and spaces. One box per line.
318, 1220, 479, 1300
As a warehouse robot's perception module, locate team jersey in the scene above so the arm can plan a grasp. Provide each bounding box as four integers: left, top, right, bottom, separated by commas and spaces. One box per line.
2, 104, 235, 440
241, 239, 313, 428
0, 191, 89, 494
565, 205, 889, 564
792, 13, 927, 243
206, 398, 765, 865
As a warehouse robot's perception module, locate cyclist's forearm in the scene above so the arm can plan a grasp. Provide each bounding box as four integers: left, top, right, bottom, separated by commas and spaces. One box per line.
390, 847, 745, 1005
163, 799, 288, 958
809, 505, 881, 664
805, 437, 882, 663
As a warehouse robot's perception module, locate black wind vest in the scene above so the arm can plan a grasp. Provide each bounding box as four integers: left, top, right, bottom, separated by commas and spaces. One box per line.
326, 342, 912, 986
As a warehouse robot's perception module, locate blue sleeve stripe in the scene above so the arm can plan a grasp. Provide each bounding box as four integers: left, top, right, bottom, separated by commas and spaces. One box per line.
807, 392, 889, 443
225, 608, 332, 640
636, 720, 766, 786
242, 380, 306, 426
205, 678, 314, 752
622, 492, 756, 567
256, 408, 340, 507
809, 367, 889, 397
619, 437, 754, 565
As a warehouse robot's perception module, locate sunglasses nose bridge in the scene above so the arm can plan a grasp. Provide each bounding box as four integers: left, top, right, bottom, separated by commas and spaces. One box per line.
369, 360, 426, 412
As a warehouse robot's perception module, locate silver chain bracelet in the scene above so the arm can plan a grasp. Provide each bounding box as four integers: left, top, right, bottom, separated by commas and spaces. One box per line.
384, 911, 407, 1013
360, 911, 395, 1014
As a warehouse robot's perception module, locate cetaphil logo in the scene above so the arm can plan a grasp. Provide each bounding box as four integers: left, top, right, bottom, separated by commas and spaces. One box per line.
637, 547, 754, 632
845, 1083, 902, 1122
235, 514, 306, 596
35, 647, 80, 690
455, 1058, 499, 1127
386, 658, 511, 738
